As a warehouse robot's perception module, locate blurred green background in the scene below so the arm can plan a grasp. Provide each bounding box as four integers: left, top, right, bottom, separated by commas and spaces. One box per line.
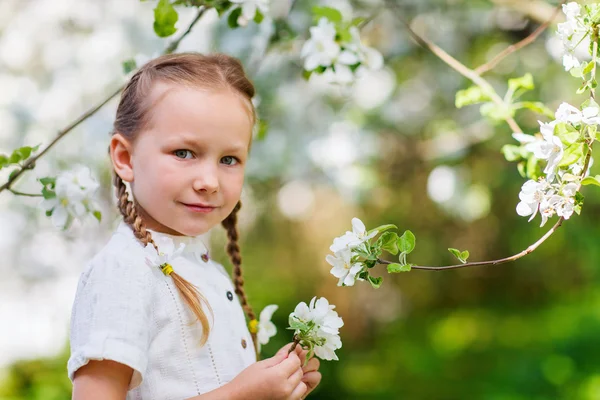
3, 0, 600, 399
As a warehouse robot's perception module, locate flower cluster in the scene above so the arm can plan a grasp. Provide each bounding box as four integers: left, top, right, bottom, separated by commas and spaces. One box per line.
557, 2, 599, 74
288, 296, 343, 361
39, 166, 101, 229
511, 102, 594, 226
326, 217, 376, 286
301, 17, 383, 84
229, 0, 269, 27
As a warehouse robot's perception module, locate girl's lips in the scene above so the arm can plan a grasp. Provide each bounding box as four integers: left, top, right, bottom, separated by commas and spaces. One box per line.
182, 203, 216, 213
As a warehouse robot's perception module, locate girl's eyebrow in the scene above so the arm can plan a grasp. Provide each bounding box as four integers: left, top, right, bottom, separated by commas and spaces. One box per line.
174, 134, 248, 153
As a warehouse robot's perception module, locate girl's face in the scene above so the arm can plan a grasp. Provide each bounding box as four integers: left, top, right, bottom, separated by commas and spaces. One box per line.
111, 82, 253, 236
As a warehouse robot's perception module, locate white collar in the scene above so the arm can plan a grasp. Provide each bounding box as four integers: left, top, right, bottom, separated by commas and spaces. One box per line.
117, 221, 210, 263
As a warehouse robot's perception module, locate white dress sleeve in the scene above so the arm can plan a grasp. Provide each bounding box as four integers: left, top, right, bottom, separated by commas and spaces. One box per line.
67, 244, 156, 390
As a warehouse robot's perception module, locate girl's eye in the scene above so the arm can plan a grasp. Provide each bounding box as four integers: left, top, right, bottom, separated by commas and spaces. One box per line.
174, 150, 193, 159
221, 156, 239, 166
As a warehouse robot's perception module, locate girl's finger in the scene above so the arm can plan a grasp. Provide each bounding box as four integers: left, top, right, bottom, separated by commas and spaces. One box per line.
289, 366, 304, 383
302, 357, 320, 374
289, 381, 307, 400
302, 371, 322, 391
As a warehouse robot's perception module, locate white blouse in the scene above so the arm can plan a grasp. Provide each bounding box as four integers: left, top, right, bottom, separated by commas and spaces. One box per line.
67, 222, 256, 399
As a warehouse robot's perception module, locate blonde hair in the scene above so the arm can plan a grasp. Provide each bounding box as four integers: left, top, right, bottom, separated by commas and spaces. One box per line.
111, 52, 257, 351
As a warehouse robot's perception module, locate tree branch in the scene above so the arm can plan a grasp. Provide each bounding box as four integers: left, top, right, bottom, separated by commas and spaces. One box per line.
0, 6, 209, 195
475, 0, 566, 75
385, 0, 523, 134
378, 144, 594, 272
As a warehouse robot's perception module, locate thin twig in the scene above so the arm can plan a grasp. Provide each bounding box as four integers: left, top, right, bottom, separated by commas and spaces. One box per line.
385, 0, 523, 134
475, 0, 566, 75
9, 188, 43, 197
0, 6, 209, 195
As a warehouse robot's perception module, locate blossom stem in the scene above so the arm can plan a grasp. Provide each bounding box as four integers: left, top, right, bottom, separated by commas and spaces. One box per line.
591, 33, 598, 100
9, 188, 43, 197
385, 0, 523, 134
475, 0, 566, 75
0, 6, 210, 195
288, 335, 301, 355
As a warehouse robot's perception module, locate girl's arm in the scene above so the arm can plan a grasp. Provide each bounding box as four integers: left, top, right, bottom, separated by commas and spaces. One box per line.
72, 360, 133, 400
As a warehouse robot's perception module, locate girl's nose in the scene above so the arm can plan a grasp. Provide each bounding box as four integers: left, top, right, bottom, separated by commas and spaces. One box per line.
192, 167, 219, 193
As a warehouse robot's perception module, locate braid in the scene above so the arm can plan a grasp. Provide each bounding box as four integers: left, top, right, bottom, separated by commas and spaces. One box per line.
221, 200, 259, 356
113, 171, 213, 347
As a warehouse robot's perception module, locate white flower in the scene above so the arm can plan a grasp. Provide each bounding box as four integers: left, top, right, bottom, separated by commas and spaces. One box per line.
326, 248, 364, 286
535, 120, 564, 180
562, 53, 581, 72
256, 304, 278, 348
230, 0, 269, 27
516, 179, 550, 222
555, 102, 600, 126
301, 18, 341, 71
39, 166, 100, 229
143, 236, 186, 269
562, 2, 581, 20
289, 296, 344, 361
512, 132, 544, 154
347, 26, 383, 71
329, 217, 378, 253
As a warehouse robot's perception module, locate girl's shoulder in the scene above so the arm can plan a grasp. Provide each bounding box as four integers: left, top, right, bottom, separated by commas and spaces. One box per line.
79, 222, 162, 290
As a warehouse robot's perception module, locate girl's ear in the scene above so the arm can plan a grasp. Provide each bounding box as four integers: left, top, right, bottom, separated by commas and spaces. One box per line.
110, 133, 134, 183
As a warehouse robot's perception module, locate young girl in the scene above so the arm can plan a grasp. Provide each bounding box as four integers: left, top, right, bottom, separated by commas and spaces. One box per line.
67, 53, 321, 399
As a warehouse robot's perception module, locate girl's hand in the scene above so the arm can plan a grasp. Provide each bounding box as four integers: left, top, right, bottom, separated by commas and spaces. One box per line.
276, 343, 322, 398
226, 350, 306, 400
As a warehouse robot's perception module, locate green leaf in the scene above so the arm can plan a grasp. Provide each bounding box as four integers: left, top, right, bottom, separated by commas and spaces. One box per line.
461, 250, 469, 262
39, 177, 56, 187
515, 101, 555, 119
398, 230, 416, 254
501, 144, 525, 162
559, 143, 585, 167
153, 0, 178, 37
508, 73, 534, 93
387, 263, 412, 273
254, 9, 264, 24
42, 187, 56, 199
289, 316, 308, 331
0, 154, 7, 169
312, 6, 343, 24
122, 59, 137, 74
228, 7, 242, 28
302, 69, 313, 80
8, 168, 19, 181
480, 102, 513, 121
583, 60, 595, 74
582, 175, 600, 187
367, 224, 397, 236
455, 86, 490, 108
8, 152, 20, 164
377, 232, 399, 255
554, 122, 580, 145
526, 156, 542, 180
93, 211, 102, 222
448, 248, 469, 263
517, 161, 526, 178
350, 17, 365, 27
574, 191, 584, 215
337, 26, 352, 43
588, 124, 597, 141
367, 274, 383, 288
